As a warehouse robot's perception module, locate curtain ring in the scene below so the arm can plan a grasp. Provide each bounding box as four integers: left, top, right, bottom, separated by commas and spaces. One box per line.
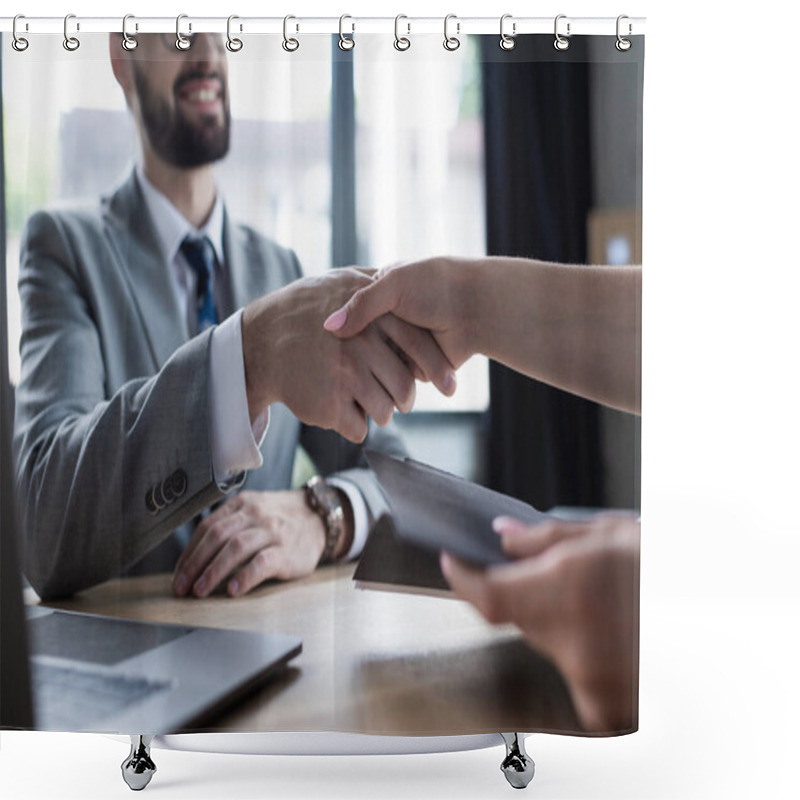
394, 14, 411, 51
63, 13, 80, 51
121, 14, 138, 51
499, 13, 516, 51
443, 14, 460, 51
338, 14, 355, 51
226, 15, 243, 52
176, 14, 191, 51
616, 15, 632, 51
554, 14, 570, 51
12, 14, 29, 52
282, 15, 299, 52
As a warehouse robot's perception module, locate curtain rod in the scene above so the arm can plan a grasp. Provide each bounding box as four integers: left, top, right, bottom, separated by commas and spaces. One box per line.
0, 16, 646, 37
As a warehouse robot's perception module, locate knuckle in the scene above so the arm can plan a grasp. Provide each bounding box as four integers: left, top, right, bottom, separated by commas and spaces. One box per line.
208, 525, 227, 548
253, 549, 273, 573
550, 553, 577, 593
538, 520, 561, 542
269, 516, 287, 540
349, 289, 364, 313
228, 534, 246, 559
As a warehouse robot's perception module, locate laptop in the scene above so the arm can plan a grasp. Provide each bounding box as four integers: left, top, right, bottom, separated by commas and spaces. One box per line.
0, 241, 301, 735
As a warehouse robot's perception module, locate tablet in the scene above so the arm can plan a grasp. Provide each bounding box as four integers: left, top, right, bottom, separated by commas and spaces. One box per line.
366, 451, 550, 567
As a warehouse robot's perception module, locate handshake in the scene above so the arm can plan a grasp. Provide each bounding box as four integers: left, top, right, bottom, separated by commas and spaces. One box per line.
241, 258, 476, 441
241, 253, 640, 438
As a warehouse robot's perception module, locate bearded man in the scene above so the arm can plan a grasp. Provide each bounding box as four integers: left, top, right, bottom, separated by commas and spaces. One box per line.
13, 33, 452, 601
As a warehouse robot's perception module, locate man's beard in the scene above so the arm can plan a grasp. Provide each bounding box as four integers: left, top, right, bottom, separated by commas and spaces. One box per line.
133, 65, 230, 168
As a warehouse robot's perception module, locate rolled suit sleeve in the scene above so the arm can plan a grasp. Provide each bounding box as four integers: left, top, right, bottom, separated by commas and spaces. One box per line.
13, 211, 224, 600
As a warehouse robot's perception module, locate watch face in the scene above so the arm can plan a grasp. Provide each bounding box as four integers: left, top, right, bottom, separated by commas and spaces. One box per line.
318, 484, 339, 511
306, 479, 340, 518
308, 479, 335, 512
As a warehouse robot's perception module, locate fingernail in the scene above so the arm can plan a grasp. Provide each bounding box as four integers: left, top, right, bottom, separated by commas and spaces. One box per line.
439, 551, 452, 577
492, 516, 527, 534
444, 371, 457, 395
228, 579, 240, 596
174, 574, 187, 596
323, 308, 347, 331
194, 576, 206, 596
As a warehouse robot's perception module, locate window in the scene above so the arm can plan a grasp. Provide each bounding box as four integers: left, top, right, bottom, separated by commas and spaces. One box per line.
352, 35, 489, 412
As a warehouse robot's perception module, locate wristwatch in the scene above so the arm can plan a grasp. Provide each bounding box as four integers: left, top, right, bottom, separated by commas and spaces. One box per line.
303, 476, 346, 565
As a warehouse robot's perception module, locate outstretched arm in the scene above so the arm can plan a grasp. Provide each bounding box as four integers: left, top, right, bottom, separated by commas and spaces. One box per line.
325, 256, 641, 414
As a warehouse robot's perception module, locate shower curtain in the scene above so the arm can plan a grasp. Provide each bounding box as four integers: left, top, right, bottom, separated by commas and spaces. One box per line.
2, 18, 643, 742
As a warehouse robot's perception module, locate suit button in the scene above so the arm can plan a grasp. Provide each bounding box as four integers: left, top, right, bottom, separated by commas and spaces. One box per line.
171, 469, 188, 498
153, 482, 166, 509
161, 478, 175, 504
145, 488, 158, 515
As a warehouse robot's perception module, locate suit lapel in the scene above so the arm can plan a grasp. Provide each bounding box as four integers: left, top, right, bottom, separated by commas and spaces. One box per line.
222, 207, 259, 314
102, 173, 190, 369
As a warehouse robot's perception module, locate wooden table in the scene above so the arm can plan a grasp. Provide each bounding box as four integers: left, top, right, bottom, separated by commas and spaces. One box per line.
43, 564, 580, 735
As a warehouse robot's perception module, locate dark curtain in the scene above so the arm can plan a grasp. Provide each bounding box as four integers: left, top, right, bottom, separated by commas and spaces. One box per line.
481, 36, 604, 510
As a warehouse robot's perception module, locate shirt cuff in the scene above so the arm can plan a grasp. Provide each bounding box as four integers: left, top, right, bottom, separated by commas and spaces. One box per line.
327, 477, 369, 561
208, 310, 269, 489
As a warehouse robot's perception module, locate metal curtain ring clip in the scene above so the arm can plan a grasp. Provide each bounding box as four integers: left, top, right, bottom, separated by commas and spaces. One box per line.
122, 14, 138, 51
283, 15, 299, 52
227, 14, 243, 52
444, 13, 460, 51
339, 14, 355, 51
394, 14, 411, 51
554, 14, 571, 51
500, 13, 516, 51
616, 15, 632, 51
12, 14, 29, 51
176, 13, 191, 51
63, 13, 80, 51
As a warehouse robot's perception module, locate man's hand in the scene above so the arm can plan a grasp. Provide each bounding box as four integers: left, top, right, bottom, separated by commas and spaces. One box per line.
172, 489, 349, 598
323, 257, 479, 372
440, 514, 640, 733
243, 268, 456, 442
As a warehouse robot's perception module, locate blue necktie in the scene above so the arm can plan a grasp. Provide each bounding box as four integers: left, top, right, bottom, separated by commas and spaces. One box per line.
181, 236, 219, 332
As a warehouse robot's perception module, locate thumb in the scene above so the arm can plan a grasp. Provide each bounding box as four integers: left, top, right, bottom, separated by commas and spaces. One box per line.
323, 277, 397, 338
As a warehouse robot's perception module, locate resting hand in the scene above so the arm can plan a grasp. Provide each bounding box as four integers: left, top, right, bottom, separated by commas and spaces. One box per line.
172, 489, 343, 598
324, 257, 477, 374
440, 514, 640, 732
243, 268, 455, 442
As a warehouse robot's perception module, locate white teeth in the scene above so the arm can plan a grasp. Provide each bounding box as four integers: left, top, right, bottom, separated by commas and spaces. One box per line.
186, 88, 218, 103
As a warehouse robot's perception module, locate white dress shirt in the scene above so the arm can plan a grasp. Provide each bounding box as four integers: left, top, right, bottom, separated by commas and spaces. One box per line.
136, 167, 367, 561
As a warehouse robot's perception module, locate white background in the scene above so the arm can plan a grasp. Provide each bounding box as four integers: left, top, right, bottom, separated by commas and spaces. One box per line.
2, 1, 799, 798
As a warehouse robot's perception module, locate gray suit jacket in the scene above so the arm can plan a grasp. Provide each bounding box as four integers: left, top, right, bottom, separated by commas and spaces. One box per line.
13, 172, 405, 600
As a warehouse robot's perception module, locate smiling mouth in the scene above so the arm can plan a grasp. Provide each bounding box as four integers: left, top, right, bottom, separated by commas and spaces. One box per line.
183, 86, 220, 103
176, 76, 224, 109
